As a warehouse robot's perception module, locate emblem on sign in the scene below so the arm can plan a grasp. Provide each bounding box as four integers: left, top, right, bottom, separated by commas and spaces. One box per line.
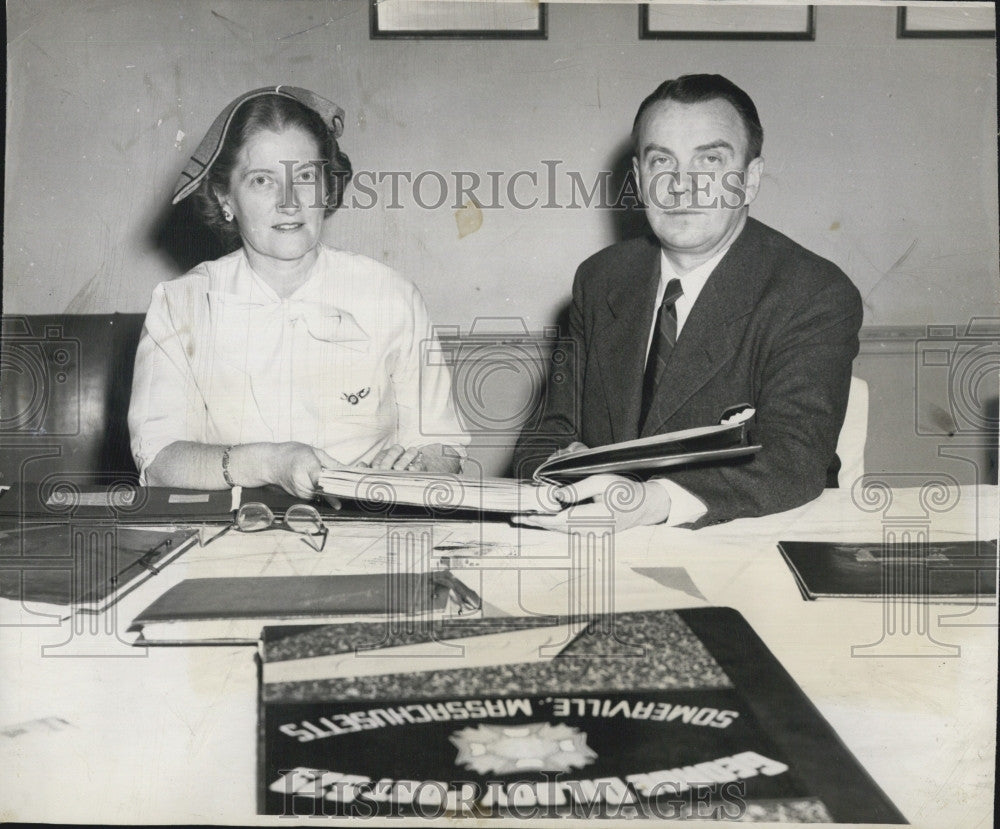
450, 723, 597, 775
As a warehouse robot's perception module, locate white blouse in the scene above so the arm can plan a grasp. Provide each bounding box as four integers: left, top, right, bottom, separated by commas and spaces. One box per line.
128, 244, 469, 480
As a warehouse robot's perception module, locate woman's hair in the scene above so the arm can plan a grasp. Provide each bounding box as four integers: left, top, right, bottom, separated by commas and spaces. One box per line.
193, 94, 353, 248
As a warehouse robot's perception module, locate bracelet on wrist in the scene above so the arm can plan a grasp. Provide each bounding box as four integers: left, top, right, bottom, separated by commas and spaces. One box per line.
222, 445, 236, 488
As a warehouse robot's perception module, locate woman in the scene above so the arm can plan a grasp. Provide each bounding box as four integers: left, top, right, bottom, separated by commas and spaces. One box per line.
129, 86, 468, 498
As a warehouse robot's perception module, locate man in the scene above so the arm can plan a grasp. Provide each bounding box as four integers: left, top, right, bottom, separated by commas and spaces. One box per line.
513, 74, 862, 531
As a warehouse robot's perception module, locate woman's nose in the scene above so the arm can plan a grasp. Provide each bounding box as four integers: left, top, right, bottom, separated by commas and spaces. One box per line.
277, 183, 301, 213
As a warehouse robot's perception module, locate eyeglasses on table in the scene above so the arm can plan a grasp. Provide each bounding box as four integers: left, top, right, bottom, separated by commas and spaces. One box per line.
233, 502, 329, 551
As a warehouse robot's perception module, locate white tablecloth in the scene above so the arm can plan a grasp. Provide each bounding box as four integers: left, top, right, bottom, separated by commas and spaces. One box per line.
1, 485, 996, 826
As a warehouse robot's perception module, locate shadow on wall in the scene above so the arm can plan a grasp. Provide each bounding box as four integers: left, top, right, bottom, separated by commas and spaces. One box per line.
149, 197, 230, 276
488, 140, 653, 476
606, 137, 651, 246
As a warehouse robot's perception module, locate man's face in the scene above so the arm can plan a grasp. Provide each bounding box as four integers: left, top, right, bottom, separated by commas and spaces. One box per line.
632, 98, 763, 265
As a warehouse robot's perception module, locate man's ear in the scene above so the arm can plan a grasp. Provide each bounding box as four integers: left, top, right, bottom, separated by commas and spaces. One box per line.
743, 156, 764, 206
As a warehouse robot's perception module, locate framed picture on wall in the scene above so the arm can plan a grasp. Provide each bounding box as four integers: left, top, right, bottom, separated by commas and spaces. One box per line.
639, 3, 815, 41
897, 4, 995, 39
370, 0, 547, 40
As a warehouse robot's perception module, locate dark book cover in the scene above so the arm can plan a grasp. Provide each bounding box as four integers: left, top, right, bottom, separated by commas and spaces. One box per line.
131, 571, 467, 645
778, 540, 998, 600
0, 523, 197, 609
0, 482, 502, 526
247, 484, 498, 523
535, 422, 758, 483
0, 482, 235, 524
257, 607, 905, 823
132, 572, 453, 625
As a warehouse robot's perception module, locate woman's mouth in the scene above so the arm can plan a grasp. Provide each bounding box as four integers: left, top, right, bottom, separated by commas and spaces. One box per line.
272, 222, 304, 232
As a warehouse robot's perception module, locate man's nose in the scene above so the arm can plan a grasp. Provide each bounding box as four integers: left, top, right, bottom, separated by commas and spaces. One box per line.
667, 169, 692, 194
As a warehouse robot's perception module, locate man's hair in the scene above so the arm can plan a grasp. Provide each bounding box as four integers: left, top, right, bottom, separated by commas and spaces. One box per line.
632, 74, 763, 163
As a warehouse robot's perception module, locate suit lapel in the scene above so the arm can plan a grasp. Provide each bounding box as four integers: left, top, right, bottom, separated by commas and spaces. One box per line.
594, 240, 660, 442
640, 219, 766, 436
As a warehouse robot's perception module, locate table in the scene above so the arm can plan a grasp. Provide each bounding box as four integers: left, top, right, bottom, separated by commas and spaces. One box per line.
1, 485, 996, 826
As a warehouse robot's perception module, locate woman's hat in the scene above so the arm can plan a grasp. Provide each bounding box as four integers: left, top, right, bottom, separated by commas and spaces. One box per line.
171, 85, 345, 204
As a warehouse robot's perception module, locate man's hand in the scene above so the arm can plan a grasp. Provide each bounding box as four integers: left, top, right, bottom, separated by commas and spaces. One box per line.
550, 441, 588, 460
369, 443, 463, 473
268, 442, 343, 500
512, 474, 671, 533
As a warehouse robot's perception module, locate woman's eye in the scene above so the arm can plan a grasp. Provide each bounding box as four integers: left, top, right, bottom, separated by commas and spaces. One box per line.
250, 175, 270, 187
296, 170, 316, 183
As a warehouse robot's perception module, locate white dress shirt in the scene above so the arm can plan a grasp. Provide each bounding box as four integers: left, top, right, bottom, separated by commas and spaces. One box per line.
645, 245, 733, 361
646, 242, 737, 527
128, 244, 469, 481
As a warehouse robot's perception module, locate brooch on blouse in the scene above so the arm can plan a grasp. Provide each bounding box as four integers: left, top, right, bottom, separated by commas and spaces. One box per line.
342, 387, 371, 405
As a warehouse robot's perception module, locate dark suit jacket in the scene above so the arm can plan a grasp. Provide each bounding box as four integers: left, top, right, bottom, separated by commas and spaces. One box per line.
513, 217, 864, 527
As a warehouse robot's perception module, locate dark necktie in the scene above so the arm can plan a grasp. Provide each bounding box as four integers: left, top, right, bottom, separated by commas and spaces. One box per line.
639, 278, 684, 431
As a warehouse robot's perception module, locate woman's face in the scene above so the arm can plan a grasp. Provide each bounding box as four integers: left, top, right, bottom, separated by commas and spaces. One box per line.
218, 126, 327, 267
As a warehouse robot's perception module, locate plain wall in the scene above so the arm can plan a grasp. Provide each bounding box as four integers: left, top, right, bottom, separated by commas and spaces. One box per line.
4, 1, 998, 482
5, 0, 997, 326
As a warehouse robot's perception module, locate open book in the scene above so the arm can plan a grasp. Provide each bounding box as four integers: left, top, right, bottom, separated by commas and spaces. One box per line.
318, 422, 759, 515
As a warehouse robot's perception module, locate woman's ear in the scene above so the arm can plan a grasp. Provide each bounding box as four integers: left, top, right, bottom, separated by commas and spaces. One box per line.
214, 188, 234, 222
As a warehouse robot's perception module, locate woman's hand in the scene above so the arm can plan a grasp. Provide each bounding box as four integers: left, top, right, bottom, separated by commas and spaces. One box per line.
263, 442, 343, 499
512, 474, 672, 534
369, 443, 463, 473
